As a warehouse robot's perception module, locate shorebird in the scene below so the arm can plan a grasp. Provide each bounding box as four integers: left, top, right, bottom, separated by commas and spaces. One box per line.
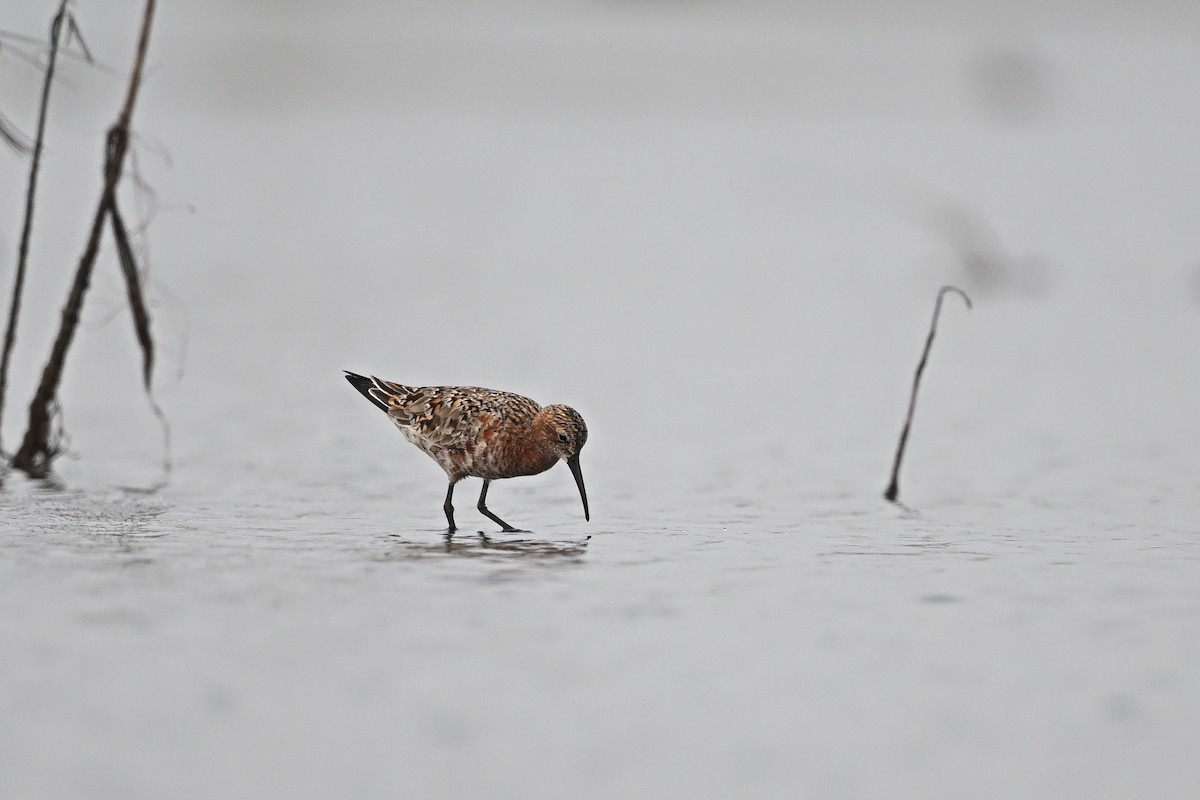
344, 372, 589, 532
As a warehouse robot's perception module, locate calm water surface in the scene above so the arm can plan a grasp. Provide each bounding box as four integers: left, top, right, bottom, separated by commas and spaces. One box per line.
3, 426, 1199, 799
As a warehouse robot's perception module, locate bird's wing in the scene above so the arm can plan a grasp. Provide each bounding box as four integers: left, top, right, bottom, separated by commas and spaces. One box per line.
372, 382, 538, 450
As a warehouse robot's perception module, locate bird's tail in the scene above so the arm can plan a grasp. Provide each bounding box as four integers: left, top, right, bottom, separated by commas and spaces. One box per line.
344, 371, 391, 412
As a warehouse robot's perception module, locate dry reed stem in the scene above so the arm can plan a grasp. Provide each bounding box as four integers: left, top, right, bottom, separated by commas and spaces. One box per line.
13, 0, 157, 477
0, 1, 69, 456
884, 285, 973, 504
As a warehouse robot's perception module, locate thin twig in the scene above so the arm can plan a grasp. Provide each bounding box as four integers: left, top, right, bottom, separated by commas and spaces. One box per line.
65, 14, 93, 63
109, 198, 172, 487
0, 0, 69, 457
0, 109, 33, 155
109, 200, 153, 389
884, 285, 972, 504
1, 27, 119, 73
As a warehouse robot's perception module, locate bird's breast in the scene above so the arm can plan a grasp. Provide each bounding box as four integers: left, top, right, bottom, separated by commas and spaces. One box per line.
469, 430, 556, 480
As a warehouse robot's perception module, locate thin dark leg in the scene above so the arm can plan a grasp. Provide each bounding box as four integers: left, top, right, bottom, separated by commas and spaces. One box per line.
443, 483, 457, 533
477, 479, 517, 532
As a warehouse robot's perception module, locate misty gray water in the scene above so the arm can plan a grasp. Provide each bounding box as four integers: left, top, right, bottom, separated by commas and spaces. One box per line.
2, 2, 1200, 798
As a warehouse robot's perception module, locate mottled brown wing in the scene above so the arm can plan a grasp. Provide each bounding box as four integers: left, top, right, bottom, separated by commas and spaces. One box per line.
369, 380, 540, 450
393, 388, 480, 449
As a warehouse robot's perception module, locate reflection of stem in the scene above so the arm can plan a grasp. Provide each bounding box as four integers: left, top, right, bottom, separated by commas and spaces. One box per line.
884, 286, 972, 504
0, 1, 69, 457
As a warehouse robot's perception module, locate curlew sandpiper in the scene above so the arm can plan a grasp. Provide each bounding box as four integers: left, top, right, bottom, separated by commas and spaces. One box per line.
345, 372, 589, 533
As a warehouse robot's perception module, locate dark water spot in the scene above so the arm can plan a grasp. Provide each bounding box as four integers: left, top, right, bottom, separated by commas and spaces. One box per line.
204, 684, 237, 715
1105, 692, 1141, 723
919, 593, 962, 604
423, 710, 473, 749
967, 46, 1053, 124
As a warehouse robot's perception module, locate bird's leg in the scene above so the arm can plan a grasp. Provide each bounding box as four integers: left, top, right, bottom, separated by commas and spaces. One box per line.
477, 480, 517, 532
443, 483, 457, 533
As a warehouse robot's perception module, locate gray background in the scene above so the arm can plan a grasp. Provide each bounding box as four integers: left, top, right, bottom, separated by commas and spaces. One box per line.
2, 2, 1199, 798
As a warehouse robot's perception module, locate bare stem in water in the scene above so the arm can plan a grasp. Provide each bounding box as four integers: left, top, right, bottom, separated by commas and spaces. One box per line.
12, 0, 158, 478
884, 285, 972, 504
0, 1, 69, 456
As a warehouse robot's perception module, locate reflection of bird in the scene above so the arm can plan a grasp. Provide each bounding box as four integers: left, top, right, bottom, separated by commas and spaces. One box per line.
379, 532, 591, 562
345, 372, 589, 533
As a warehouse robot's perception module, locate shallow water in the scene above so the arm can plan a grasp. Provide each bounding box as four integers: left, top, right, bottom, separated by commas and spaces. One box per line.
3, 470, 1200, 799
3, 1, 1200, 798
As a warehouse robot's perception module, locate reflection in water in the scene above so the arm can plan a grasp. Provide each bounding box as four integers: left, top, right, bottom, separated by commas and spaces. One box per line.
378, 532, 591, 563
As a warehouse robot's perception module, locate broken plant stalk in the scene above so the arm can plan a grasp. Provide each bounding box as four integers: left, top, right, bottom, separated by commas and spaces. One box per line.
884, 285, 972, 504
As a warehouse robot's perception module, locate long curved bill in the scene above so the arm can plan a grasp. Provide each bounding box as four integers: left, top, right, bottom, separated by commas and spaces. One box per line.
567, 454, 589, 521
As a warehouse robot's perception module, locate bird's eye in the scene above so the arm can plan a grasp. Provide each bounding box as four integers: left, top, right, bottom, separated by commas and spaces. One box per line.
558, 433, 569, 443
